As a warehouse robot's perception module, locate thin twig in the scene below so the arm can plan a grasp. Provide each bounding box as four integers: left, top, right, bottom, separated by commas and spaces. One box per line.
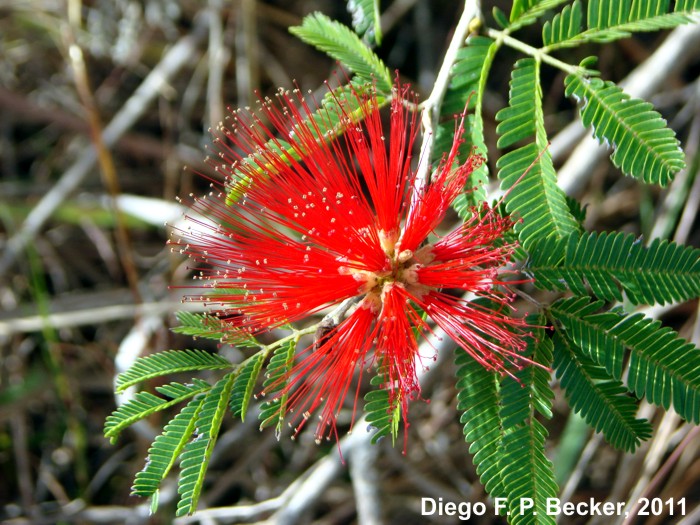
414, 0, 480, 186
0, 299, 204, 338
207, 0, 227, 127
649, 98, 700, 241
0, 86, 204, 166
0, 15, 208, 277
65, 31, 143, 304
486, 27, 590, 77
10, 383, 35, 516
380, 0, 421, 35
672, 109, 700, 244
623, 426, 700, 525
559, 433, 603, 505
235, 0, 259, 107
349, 435, 382, 525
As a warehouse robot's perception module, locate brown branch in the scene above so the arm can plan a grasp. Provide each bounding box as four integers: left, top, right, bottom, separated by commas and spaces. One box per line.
66, 34, 143, 304
0, 16, 208, 278
0, 87, 207, 170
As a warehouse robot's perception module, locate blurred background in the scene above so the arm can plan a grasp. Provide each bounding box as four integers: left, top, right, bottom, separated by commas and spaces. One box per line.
1, 1, 699, 524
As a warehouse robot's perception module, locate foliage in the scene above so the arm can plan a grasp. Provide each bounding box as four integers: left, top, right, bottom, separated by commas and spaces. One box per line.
175, 372, 237, 516
113, 349, 231, 393
364, 365, 402, 445
106, 0, 700, 520
289, 12, 391, 93
347, 0, 382, 45
552, 331, 653, 451
496, 58, 581, 249
542, 0, 700, 49
526, 232, 700, 304
456, 318, 558, 524
550, 297, 700, 424
257, 338, 298, 437
565, 66, 685, 186
435, 35, 495, 211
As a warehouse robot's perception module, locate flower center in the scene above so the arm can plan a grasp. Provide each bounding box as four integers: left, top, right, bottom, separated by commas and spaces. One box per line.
338, 239, 436, 303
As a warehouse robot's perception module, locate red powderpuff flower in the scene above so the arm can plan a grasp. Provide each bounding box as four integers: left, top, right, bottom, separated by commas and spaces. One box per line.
171, 80, 531, 444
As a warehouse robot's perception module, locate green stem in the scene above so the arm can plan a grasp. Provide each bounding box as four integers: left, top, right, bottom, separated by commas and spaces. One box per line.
261, 324, 316, 357
486, 27, 591, 76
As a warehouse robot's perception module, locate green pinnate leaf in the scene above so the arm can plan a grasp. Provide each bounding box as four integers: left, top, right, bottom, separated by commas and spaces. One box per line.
565, 70, 685, 186
587, 0, 632, 29
104, 381, 210, 442
509, 0, 573, 31
258, 339, 297, 436
497, 326, 557, 525
543, 0, 583, 46
173, 311, 260, 347
115, 349, 232, 393
176, 372, 237, 516
545, 0, 700, 49
290, 12, 391, 93
364, 368, 401, 445
553, 332, 652, 451
506, 324, 555, 424
493, 6, 510, 28
455, 351, 507, 499
437, 36, 496, 214
131, 395, 206, 500
229, 352, 266, 422
172, 312, 228, 342
526, 232, 700, 305
551, 297, 700, 424
497, 58, 580, 250
550, 297, 625, 377
499, 420, 558, 525
347, 0, 382, 45
676, 0, 700, 10
440, 36, 496, 116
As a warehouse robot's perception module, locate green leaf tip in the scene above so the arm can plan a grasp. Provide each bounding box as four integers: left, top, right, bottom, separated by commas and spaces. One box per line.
565, 70, 685, 186
290, 12, 391, 93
